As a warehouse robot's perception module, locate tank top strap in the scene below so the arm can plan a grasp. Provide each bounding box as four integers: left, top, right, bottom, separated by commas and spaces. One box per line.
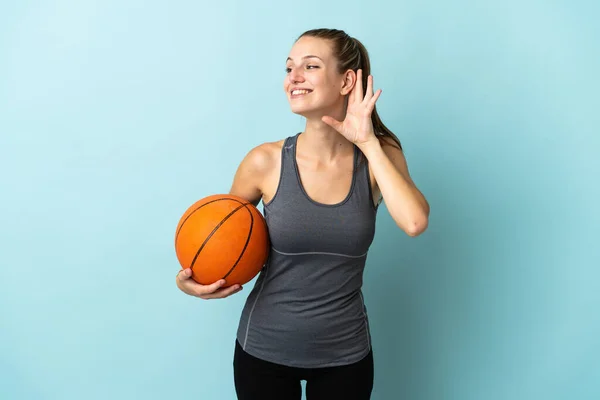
281, 132, 300, 173
264, 132, 301, 205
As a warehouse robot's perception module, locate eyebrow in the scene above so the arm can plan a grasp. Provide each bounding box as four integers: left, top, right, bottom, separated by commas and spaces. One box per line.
286, 55, 323, 62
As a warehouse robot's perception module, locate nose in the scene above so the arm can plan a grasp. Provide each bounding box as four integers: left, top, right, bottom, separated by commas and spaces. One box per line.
288, 67, 305, 84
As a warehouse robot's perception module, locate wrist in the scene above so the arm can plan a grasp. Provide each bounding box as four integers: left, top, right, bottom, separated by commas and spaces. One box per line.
357, 137, 382, 156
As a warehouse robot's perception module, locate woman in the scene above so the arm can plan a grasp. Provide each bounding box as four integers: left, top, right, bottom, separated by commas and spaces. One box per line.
176, 28, 430, 399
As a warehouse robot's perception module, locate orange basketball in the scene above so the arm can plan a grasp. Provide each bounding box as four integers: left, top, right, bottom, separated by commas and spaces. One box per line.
174, 194, 270, 287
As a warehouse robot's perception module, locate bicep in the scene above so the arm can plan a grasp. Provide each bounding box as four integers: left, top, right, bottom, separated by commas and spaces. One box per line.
228, 146, 270, 207
229, 173, 261, 207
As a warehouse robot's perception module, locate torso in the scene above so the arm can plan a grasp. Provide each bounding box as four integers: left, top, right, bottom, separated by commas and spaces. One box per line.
235, 132, 377, 368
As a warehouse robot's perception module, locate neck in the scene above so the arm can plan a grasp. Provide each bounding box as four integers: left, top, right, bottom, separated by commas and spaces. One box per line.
299, 114, 353, 162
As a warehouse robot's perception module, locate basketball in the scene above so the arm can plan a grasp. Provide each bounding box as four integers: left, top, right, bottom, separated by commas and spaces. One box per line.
174, 194, 270, 287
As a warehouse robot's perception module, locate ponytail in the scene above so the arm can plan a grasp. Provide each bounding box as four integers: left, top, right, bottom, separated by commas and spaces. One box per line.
354, 38, 402, 151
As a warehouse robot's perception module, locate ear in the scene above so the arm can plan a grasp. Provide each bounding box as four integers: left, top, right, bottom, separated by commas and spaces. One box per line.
340, 69, 357, 96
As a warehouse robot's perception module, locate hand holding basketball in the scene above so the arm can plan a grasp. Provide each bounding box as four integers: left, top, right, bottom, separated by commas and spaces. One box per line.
174, 194, 270, 289
176, 268, 243, 299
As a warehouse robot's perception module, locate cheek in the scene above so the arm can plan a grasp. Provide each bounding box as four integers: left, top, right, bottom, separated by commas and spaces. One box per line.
320, 74, 339, 96
322, 81, 340, 101
330, 82, 338, 96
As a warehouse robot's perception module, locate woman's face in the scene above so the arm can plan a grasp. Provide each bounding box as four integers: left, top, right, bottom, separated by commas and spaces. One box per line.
284, 36, 349, 118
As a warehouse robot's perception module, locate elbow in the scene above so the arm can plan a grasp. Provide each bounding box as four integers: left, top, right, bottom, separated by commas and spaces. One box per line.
404, 215, 428, 237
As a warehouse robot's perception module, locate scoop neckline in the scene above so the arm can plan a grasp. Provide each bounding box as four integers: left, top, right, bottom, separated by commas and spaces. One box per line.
291, 132, 358, 208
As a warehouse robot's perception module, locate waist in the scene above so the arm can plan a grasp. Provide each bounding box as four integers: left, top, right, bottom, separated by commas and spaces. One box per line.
238, 290, 371, 367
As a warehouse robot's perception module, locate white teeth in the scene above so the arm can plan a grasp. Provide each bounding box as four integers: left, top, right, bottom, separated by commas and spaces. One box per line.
292, 89, 310, 95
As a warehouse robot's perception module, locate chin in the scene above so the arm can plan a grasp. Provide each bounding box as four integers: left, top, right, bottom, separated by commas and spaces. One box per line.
289, 103, 324, 119
289, 105, 308, 116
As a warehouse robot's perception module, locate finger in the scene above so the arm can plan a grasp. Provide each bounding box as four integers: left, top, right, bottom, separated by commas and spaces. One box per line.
176, 268, 192, 282
354, 69, 363, 104
322, 115, 343, 132
367, 89, 382, 112
201, 284, 242, 300
195, 278, 227, 296
363, 75, 374, 103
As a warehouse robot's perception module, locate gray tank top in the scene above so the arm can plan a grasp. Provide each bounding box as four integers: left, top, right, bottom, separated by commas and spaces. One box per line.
235, 132, 378, 368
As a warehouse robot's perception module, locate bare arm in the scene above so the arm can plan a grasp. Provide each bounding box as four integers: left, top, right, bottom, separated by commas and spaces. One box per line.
228, 144, 274, 206
363, 138, 429, 237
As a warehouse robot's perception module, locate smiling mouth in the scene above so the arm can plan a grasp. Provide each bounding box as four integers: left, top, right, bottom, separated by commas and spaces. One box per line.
291, 89, 312, 96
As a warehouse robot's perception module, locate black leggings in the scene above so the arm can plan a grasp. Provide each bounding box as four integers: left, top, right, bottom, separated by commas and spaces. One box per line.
233, 340, 374, 400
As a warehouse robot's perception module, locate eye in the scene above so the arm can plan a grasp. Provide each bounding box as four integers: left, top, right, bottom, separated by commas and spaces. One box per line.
285, 65, 319, 73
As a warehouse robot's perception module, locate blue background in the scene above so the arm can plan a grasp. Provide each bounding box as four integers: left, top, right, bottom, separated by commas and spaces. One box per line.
1, 1, 598, 399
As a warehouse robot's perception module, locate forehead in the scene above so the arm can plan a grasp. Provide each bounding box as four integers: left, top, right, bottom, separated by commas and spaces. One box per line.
286, 36, 333, 62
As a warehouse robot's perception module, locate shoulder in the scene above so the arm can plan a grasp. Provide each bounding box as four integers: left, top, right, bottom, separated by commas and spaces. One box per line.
229, 138, 286, 205
238, 139, 285, 173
